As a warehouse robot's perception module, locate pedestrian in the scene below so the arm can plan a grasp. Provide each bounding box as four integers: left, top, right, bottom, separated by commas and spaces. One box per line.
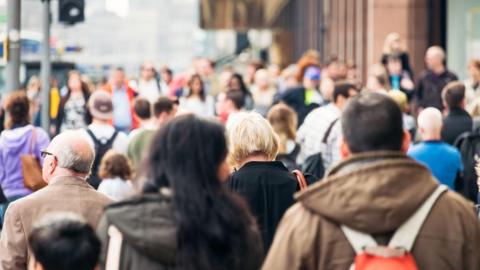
97, 115, 262, 270
28, 213, 101, 270
465, 59, 480, 117
179, 74, 215, 117
415, 46, 458, 111
0, 92, 50, 226
267, 104, 300, 171
263, 92, 480, 270
80, 90, 129, 189
380, 32, 413, 78
441, 81, 472, 145
251, 69, 277, 116
216, 90, 245, 124
384, 53, 415, 99
0, 130, 112, 270
227, 112, 299, 254
408, 107, 463, 190
55, 70, 91, 134
97, 150, 135, 201
127, 97, 155, 142
228, 73, 254, 110
104, 67, 138, 132
137, 61, 161, 104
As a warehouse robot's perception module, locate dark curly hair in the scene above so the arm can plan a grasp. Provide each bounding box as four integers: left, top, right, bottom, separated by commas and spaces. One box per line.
4, 91, 30, 129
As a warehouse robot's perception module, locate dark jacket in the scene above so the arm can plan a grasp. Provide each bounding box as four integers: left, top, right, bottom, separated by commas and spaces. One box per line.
276, 87, 322, 126
262, 152, 480, 270
415, 69, 458, 110
55, 88, 91, 133
97, 190, 263, 270
228, 161, 298, 254
381, 51, 413, 79
442, 108, 473, 145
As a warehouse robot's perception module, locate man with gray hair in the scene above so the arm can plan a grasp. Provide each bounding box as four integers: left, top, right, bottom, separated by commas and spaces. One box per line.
408, 107, 463, 190
415, 46, 458, 111
0, 131, 112, 270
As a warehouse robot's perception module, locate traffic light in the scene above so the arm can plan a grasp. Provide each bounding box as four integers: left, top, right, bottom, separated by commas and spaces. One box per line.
59, 0, 85, 25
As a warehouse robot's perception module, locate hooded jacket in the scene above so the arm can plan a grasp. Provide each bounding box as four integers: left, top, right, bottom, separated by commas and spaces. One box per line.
0, 125, 50, 198
262, 152, 480, 270
97, 190, 263, 270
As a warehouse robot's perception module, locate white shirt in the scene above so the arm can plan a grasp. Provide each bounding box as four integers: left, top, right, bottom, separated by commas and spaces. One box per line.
179, 95, 215, 117
138, 79, 160, 104
97, 177, 135, 201
80, 123, 129, 154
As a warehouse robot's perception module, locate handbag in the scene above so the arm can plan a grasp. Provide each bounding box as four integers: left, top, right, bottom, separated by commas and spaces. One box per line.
21, 127, 46, 191
292, 169, 308, 191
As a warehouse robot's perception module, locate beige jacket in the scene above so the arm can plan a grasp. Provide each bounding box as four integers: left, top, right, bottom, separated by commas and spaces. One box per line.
0, 176, 112, 270
263, 152, 480, 270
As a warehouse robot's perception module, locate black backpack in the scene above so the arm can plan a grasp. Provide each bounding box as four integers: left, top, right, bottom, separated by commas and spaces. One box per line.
86, 129, 118, 189
454, 130, 480, 202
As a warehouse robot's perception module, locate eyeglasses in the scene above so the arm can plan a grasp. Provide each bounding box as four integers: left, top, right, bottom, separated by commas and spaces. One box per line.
41, 150, 57, 160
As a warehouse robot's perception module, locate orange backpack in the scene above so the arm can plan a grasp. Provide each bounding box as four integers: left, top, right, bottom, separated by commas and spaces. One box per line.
341, 185, 447, 270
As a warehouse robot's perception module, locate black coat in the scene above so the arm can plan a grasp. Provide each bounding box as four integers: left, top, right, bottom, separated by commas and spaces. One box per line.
228, 161, 298, 254
275, 87, 322, 126
442, 108, 473, 145
415, 69, 458, 110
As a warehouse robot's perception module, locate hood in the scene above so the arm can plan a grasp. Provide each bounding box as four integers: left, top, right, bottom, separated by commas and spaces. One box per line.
297, 151, 438, 234
0, 125, 34, 154
104, 190, 177, 264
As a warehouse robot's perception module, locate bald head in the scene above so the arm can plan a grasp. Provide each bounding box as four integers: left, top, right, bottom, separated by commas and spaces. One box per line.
48, 131, 95, 175
425, 46, 445, 71
418, 107, 443, 140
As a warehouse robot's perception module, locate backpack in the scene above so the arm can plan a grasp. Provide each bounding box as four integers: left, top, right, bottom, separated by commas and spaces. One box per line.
86, 129, 118, 189
453, 130, 480, 202
341, 185, 447, 270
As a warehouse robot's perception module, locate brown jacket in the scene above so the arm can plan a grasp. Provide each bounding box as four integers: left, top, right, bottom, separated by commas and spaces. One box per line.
263, 152, 480, 270
0, 176, 112, 270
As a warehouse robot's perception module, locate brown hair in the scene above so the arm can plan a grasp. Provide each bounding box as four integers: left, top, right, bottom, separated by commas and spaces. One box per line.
267, 104, 297, 154
4, 91, 30, 129
469, 59, 480, 71
98, 150, 132, 180
442, 81, 466, 110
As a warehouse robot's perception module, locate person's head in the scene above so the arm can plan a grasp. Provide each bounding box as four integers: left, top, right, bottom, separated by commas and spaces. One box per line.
417, 107, 443, 141
303, 66, 321, 89
367, 64, 390, 92
324, 55, 340, 79
67, 70, 83, 92
442, 81, 466, 110
388, 90, 409, 113
383, 32, 403, 54
160, 66, 173, 84
27, 76, 41, 92
468, 59, 480, 81
140, 61, 156, 81
42, 130, 95, 183
187, 74, 205, 100
333, 81, 359, 111
425, 46, 446, 71
246, 60, 264, 83
385, 54, 403, 76
267, 104, 297, 153
228, 73, 248, 94
153, 96, 175, 125
254, 69, 270, 90
110, 67, 126, 88
88, 90, 113, 122
28, 213, 100, 270
98, 150, 132, 181
320, 77, 335, 101
133, 97, 152, 121
341, 93, 409, 157
227, 111, 279, 168
4, 91, 30, 129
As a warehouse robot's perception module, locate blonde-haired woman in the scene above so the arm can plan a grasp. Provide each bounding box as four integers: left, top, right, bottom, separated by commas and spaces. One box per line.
381, 32, 413, 78
267, 104, 300, 171
226, 111, 299, 254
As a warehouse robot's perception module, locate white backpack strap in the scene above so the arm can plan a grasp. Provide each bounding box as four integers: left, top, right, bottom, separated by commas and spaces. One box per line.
389, 185, 447, 251
105, 225, 123, 270
340, 225, 378, 254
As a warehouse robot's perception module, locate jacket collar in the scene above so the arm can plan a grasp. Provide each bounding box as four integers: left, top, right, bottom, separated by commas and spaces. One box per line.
49, 175, 92, 188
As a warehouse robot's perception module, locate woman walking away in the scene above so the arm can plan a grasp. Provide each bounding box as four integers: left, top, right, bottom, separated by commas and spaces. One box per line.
97, 115, 262, 270
0, 92, 50, 226
227, 111, 300, 254
97, 150, 135, 201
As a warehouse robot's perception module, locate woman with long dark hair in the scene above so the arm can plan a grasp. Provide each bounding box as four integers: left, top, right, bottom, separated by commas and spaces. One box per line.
179, 74, 214, 116
228, 73, 254, 110
97, 115, 262, 270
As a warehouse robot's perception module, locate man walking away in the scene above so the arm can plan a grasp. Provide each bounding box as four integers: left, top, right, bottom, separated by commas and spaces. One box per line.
441, 81, 473, 145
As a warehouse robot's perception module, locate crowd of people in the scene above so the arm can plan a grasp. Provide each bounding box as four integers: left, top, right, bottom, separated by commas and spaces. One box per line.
0, 32, 480, 269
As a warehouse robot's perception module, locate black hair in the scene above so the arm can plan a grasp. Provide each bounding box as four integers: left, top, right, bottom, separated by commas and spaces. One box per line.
153, 97, 174, 118
134, 97, 152, 120
341, 92, 404, 153
333, 81, 358, 103
28, 217, 100, 270
225, 90, 245, 110
143, 115, 256, 270
228, 73, 251, 97
187, 74, 206, 101
442, 81, 465, 110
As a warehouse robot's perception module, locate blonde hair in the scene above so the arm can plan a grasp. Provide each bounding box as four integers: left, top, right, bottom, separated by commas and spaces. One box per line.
267, 104, 297, 154
226, 112, 279, 168
383, 32, 403, 54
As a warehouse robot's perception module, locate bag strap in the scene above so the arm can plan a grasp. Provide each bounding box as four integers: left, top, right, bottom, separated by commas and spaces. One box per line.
86, 128, 101, 145
29, 127, 37, 154
105, 225, 123, 270
341, 185, 447, 254
292, 169, 308, 190
321, 118, 339, 144
106, 130, 119, 146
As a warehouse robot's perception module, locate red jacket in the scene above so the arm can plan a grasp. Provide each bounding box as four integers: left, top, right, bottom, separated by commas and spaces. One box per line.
103, 82, 139, 130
